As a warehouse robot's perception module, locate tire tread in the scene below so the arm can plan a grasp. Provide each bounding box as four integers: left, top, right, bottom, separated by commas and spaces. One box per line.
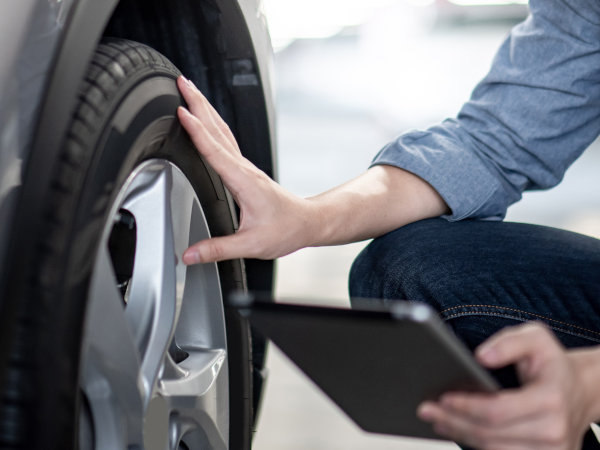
0, 38, 179, 449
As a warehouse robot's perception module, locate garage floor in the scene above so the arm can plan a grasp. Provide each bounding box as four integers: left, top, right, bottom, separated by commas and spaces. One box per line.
252, 3, 600, 448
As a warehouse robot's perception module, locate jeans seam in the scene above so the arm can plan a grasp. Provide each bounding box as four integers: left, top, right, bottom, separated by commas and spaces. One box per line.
441, 304, 600, 338
442, 306, 600, 344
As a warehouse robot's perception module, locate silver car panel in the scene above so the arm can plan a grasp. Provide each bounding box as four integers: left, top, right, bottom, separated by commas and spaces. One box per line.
0, 0, 75, 285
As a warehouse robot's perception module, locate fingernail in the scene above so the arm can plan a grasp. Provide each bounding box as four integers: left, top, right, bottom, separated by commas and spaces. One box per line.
183, 76, 195, 90
475, 344, 497, 363
417, 403, 434, 420
183, 249, 200, 265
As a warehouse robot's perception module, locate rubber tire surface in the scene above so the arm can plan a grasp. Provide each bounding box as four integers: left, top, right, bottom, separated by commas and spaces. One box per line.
0, 38, 253, 449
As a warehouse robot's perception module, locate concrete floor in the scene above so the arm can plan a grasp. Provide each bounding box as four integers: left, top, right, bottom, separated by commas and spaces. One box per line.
252, 3, 600, 448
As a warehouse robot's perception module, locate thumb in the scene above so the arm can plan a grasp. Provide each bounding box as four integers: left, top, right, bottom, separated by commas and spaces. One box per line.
475, 323, 558, 370
183, 234, 255, 264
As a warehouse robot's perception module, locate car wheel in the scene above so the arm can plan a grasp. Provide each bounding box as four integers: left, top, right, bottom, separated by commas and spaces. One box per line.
1, 38, 253, 449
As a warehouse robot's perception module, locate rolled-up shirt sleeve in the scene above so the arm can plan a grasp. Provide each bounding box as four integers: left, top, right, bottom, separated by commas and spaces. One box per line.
372, 0, 600, 220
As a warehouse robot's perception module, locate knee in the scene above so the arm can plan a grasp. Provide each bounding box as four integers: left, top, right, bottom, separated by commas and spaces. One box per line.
349, 219, 453, 303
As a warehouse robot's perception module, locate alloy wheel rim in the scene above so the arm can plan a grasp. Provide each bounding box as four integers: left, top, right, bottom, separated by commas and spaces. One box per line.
80, 159, 229, 450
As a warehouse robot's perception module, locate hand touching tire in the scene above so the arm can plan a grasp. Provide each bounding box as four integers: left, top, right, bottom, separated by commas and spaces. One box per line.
177, 76, 316, 264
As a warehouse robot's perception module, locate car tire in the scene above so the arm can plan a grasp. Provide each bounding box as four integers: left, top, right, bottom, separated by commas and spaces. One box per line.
0, 38, 253, 449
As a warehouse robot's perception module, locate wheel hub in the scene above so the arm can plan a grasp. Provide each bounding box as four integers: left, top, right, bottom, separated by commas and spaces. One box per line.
80, 160, 230, 449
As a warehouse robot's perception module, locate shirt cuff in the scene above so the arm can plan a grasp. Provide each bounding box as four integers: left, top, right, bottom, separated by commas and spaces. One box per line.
371, 120, 506, 221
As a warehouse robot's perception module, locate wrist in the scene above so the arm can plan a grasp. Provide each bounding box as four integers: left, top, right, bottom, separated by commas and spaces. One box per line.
301, 195, 333, 247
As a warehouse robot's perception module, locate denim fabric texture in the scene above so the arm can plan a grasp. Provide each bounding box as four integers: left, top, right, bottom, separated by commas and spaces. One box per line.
349, 219, 600, 448
350, 219, 600, 351
371, 0, 600, 221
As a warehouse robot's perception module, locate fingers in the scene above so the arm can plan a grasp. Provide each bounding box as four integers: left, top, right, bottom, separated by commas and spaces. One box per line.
176, 75, 265, 200
418, 323, 577, 449
434, 384, 554, 428
418, 400, 555, 449
176, 76, 240, 153
177, 105, 251, 197
475, 322, 562, 370
183, 230, 265, 264
177, 105, 228, 162
183, 236, 243, 264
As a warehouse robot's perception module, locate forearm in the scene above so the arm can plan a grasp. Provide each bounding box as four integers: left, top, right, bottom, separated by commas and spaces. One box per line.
304, 164, 449, 247
178, 76, 448, 261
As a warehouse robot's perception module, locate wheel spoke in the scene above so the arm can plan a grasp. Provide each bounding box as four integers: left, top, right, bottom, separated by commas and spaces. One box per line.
121, 163, 181, 401
175, 236, 227, 351
82, 244, 144, 447
168, 164, 196, 308
160, 347, 229, 449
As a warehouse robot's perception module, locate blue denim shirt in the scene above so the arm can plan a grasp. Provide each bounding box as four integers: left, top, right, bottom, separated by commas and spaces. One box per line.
372, 0, 600, 220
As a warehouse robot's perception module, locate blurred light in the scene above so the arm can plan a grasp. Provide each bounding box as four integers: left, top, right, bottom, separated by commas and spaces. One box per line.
404, 0, 434, 5
263, 0, 400, 51
263, 0, 528, 52
448, 0, 527, 4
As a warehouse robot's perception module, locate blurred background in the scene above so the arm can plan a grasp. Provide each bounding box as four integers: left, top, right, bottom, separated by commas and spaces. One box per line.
252, 1, 600, 448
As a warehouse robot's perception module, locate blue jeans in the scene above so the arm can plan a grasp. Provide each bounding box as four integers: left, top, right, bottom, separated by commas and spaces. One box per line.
349, 219, 600, 447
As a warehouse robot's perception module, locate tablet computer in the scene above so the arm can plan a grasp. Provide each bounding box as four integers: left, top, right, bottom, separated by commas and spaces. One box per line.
231, 294, 500, 440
